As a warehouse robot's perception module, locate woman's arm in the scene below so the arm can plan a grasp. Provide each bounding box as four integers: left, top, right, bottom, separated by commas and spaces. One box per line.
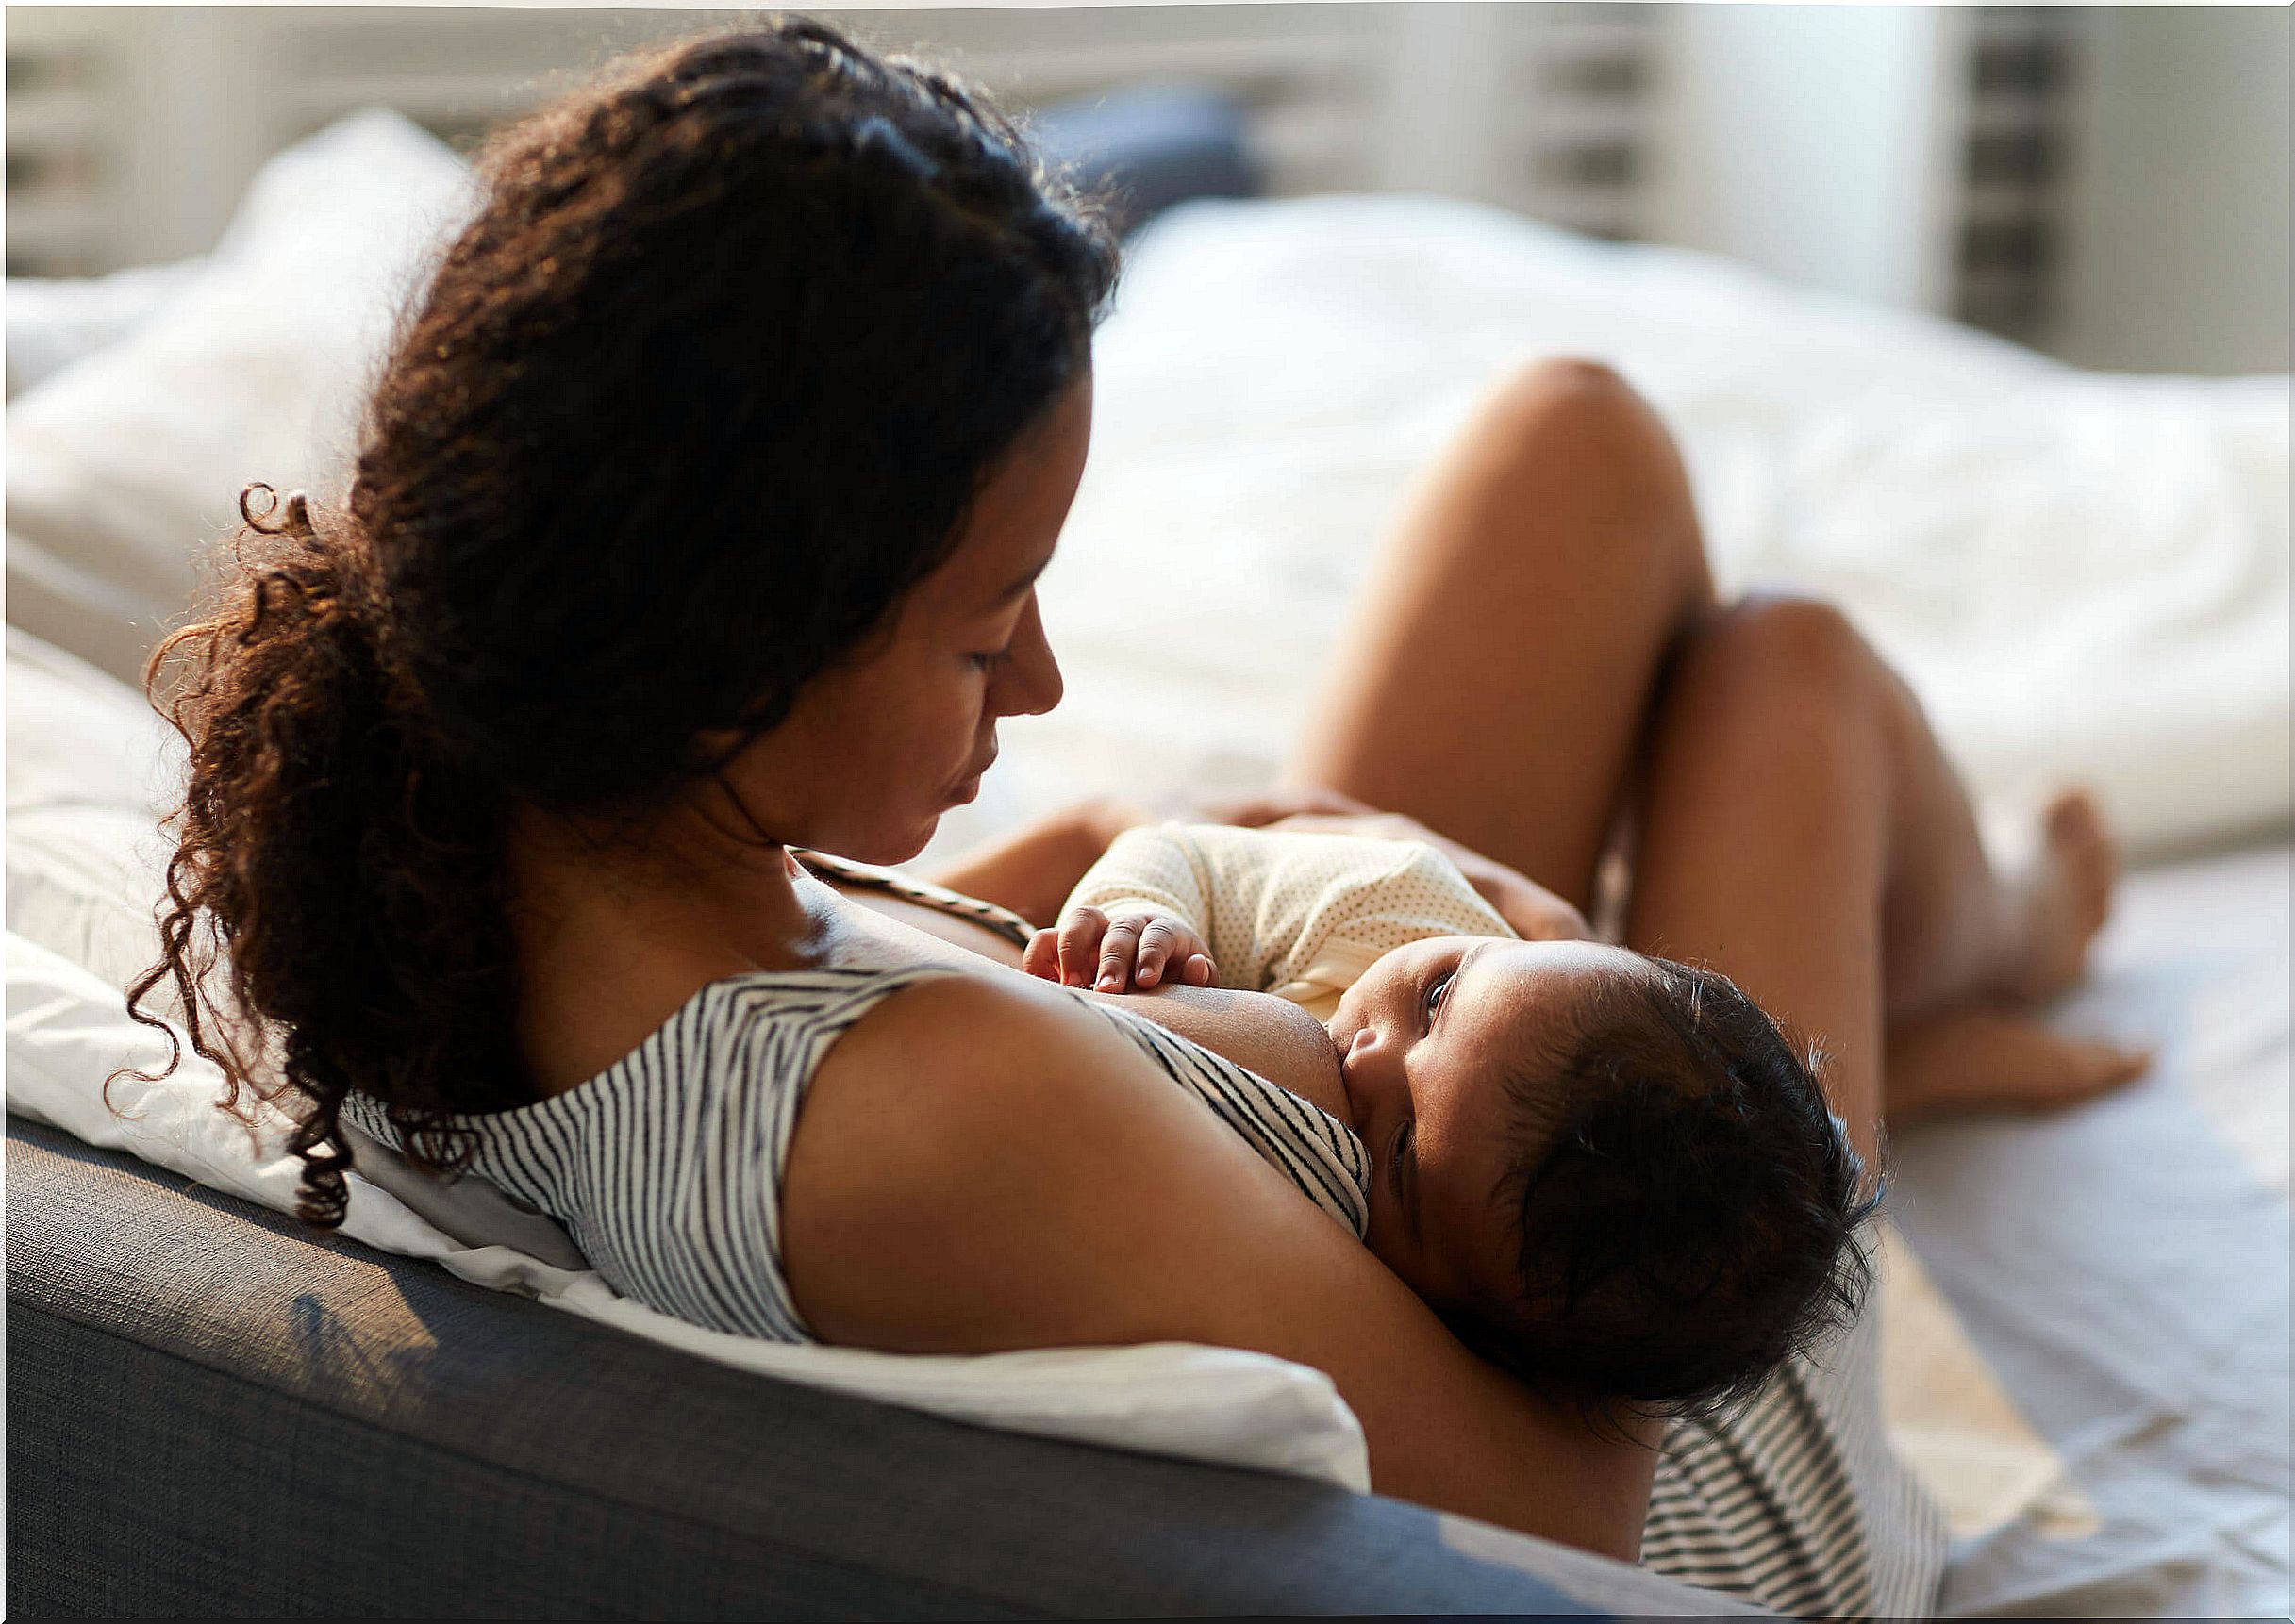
919, 797, 1147, 928
782, 974, 1658, 1559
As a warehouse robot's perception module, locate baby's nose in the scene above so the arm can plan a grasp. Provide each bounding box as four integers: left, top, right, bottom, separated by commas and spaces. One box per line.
1343, 1025, 1391, 1099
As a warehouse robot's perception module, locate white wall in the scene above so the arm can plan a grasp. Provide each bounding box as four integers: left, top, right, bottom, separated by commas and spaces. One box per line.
1642, 5, 1969, 313
2054, 6, 2292, 376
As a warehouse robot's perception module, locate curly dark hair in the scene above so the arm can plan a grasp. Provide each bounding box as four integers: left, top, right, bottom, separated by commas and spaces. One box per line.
1440, 956, 1883, 1423
116, 18, 1122, 1227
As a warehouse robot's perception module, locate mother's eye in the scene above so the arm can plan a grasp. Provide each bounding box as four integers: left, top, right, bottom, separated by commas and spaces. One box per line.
967, 647, 1011, 672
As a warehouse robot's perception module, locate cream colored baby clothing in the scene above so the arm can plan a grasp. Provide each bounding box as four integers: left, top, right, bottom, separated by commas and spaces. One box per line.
1065, 821, 1517, 1021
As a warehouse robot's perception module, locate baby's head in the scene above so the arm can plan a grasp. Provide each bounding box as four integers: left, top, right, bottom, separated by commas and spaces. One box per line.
1329, 936, 1878, 1418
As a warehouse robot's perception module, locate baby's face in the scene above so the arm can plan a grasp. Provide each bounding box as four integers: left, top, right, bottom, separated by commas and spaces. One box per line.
1327, 935, 1644, 1315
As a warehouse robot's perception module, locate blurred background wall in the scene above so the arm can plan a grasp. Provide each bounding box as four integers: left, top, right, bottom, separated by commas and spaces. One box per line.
6, 2, 2287, 375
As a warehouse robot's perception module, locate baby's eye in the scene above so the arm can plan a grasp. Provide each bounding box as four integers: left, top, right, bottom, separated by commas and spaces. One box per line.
967, 647, 1011, 672
1422, 970, 1455, 1026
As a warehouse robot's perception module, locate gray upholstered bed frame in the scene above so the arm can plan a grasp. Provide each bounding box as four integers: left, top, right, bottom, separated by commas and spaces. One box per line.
8, 1118, 1766, 1617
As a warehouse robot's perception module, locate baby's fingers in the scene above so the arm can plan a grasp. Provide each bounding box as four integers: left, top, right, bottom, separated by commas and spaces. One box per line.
1134, 920, 1210, 989
1022, 928, 1062, 982
1094, 918, 1145, 992
1055, 907, 1108, 987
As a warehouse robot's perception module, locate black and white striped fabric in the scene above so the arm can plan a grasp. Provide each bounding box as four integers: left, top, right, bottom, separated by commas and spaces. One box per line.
1644, 1272, 1947, 1616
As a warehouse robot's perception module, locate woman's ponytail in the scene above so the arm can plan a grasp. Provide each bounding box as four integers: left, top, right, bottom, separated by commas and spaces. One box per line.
121, 483, 524, 1227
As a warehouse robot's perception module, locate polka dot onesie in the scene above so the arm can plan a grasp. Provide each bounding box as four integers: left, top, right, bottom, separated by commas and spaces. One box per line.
1062, 821, 1516, 1021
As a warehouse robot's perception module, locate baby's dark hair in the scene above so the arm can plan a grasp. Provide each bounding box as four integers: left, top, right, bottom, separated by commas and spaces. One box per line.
1442, 955, 1881, 1422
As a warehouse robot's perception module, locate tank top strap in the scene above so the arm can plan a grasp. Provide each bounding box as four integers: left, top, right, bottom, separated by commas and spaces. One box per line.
343, 964, 965, 1344
788, 846, 1036, 948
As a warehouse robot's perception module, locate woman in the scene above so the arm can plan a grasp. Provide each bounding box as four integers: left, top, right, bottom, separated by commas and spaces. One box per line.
131, 21, 2137, 1615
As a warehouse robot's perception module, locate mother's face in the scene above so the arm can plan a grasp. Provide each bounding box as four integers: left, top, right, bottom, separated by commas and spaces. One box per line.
722, 373, 1093, 864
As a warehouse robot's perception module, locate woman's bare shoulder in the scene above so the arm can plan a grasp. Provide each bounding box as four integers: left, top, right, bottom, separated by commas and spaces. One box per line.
780, 969, 1240, 1345
778, 968, 1656, 1558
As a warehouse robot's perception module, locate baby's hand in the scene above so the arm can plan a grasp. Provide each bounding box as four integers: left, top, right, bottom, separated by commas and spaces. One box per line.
1023, 906, 1217, 992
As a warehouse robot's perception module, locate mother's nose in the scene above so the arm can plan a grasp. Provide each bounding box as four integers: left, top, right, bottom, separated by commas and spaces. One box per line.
994, 598, 1063, 717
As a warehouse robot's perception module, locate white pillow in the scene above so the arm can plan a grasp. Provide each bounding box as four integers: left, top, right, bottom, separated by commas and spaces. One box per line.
4, 109, 478, 685
5, 628, 179, 996
3, 929, 1372, 1490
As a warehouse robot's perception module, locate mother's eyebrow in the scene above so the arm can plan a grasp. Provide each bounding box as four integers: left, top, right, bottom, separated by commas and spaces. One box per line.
985, 554, 1054, 607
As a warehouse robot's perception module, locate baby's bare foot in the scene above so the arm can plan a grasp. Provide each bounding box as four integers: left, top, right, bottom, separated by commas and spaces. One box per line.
1887, 1004, 2152, 1122
1991, 789, 2118, 1004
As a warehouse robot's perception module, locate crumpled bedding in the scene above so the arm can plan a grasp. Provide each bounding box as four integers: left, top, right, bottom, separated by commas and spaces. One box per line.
927, 195, 2290, 871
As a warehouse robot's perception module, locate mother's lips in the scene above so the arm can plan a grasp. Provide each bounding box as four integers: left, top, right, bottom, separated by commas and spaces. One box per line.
946, 749, 998, 804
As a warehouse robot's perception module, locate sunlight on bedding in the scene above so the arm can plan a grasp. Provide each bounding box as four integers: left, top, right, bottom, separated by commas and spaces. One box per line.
1879, 1226, 2102, 1543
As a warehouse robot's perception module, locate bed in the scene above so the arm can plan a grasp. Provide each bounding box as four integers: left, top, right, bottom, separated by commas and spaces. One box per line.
8, 109, 2288, 1618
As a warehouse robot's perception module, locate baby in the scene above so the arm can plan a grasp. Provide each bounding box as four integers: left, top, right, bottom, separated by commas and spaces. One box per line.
1024, 820, 1874, 1418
